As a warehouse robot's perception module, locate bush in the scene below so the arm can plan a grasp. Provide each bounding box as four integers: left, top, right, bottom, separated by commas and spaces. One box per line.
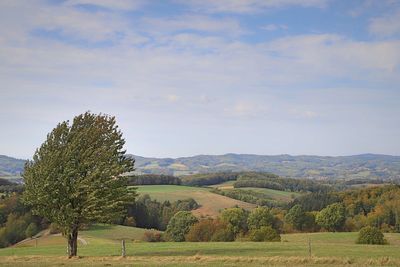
356, 226, 387, 245
124, 216, 136, 227
165, 211, 198, 241
25, 223, 38, 238
248, 226, 281, 242
210, 228, 235, 242
185, 219, 227, 242
247, 207, 274, 230
220, 207, 248, 236
142, 231, 163, 242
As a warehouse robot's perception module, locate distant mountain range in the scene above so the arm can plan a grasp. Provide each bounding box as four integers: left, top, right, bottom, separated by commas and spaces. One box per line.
2, 153, 400, 181
132, 153, 400, 181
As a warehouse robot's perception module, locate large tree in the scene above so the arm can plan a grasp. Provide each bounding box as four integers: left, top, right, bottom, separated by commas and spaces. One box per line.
23, 112, 136, 257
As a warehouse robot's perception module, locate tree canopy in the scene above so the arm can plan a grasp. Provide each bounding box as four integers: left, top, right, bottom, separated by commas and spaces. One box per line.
22, 112, 136, 257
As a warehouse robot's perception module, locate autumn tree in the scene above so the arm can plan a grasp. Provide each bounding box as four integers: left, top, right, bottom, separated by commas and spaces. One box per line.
23, 112, 136, 257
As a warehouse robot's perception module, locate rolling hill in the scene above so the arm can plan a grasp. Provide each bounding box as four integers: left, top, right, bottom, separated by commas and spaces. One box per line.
0, 155, 25, 178
135, 185, 256, 217
132, 153, 400, 181
2, 153, 400, 182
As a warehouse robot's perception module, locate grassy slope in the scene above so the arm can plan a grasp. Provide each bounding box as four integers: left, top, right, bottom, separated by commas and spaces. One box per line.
135, 185, 256, 217
209, 181, 301, 203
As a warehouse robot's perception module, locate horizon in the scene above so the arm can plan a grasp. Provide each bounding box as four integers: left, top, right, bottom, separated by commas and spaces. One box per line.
1, 1, 400, 159
3, 151, 399, 162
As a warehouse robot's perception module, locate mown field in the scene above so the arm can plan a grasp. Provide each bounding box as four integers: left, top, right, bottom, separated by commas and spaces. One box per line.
135, 185, 256, 216
0, 229, 399, 266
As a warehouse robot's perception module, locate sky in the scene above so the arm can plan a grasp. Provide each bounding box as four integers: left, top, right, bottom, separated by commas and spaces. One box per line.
1, 0, 400, 159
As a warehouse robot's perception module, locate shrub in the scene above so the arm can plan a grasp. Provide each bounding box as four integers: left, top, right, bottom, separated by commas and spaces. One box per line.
124, 216, 136, 227
25, 223, 38, 238
248, 226, 281, 242
210, 228, 235, 242
356, 226, 387, 245
142, 231, 163, 242
185, 219, 227, 242
165, 211, 198, 241
220, 207, 248, 236
247, 207, 274, 230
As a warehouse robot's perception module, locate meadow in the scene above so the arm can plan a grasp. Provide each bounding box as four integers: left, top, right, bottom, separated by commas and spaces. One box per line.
0, 227, 399, 266
135, 185, 256, 216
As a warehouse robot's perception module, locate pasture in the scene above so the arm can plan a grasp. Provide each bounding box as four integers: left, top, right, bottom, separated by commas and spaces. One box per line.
135, 185, 256, 216
0, 231, 399, 266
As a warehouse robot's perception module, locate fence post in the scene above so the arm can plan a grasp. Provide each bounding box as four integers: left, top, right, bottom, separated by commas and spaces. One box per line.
35, 237, 38, 248
308, 238, 312, 257
121, 239, 126, 257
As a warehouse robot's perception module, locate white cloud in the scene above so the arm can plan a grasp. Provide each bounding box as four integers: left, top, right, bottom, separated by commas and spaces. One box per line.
176, 0, 329, 13
141, 15, 244, 36
261, 24, 288, 31
64, 0, 144, 10
369, 10, 400, 37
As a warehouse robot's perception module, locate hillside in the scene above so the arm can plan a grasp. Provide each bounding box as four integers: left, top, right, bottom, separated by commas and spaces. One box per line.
135, 185, 256, 217
132, 153, 400, 180
0, 155, 25, 178
2, 153, 400, 181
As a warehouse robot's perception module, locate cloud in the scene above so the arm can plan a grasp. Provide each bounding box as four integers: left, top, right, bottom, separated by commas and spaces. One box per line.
141, 15, 244, 36
176, 0, 329, 13
261, 24, 288, 31
369, 10, 400, 38
64, 0, 144, 10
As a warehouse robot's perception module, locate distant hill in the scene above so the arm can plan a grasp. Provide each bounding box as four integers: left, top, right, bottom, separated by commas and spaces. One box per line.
0, 155, 25, 178
132, 153, 400, 181
2, 153, 400, 181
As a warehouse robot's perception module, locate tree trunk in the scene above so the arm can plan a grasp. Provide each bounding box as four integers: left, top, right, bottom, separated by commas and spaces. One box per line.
67, 227, 78, 258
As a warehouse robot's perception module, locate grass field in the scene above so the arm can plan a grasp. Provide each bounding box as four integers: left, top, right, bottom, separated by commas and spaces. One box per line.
209, 181, 301, 203
135, 185, 256, 217
1, 231, 400, 266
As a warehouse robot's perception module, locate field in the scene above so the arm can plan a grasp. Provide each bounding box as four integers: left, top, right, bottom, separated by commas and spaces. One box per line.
209, 181, 301, 203
135, 185, 256, 216
1, 231, 400, 266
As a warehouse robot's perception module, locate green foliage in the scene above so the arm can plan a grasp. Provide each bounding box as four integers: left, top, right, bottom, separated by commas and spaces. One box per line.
289, 191, 340, 212
211, 188, 286, 207
128, 195, 199, 230
22, 112, 135, 256
248, 226, 281, 242
165, 211, 198, 242
234, 172, 328, 193
220, 207, 249, 236
316, 203, 346, 231
127, 174, 181, 185
247, 207, 274, 230
181, 172, 239, 186
285, 205, 307, 231
210, 228, 235, 242
356, 226, 387, 245
24, 222, 38, 238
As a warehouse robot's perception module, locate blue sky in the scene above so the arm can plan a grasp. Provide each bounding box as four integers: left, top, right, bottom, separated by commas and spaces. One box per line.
1, 0, 400, 159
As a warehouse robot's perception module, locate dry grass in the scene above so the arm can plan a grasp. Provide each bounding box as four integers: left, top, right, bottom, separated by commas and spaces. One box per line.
1, 255, 400, 267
